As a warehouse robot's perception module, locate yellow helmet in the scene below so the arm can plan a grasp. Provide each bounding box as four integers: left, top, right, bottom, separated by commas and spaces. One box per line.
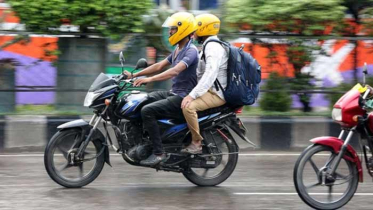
162, 12, 197, 46
195, 14, 220, 37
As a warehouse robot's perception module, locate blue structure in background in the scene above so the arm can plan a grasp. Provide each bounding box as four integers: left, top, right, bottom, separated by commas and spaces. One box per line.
199, 0, 218, 10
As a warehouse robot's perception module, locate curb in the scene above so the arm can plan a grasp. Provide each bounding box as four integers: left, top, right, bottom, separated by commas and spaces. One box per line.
0, 116, 5, 150
0, 115, 347, 152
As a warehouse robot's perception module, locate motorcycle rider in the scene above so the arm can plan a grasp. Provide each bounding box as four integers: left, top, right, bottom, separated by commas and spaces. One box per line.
181, 14, 228, 154
124, 12, 199, 166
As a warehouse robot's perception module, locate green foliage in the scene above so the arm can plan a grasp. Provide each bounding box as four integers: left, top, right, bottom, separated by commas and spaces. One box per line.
289, 73, 314, 102
142, 7, 175, 54
225, 0, 346, 35
260, 72, 292, 112
225, 0, 346, 112
286, 40, 317, 110
8, 0, 153, 39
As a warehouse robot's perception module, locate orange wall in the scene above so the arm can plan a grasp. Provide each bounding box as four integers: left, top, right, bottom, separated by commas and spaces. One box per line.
0, 36, 58, 61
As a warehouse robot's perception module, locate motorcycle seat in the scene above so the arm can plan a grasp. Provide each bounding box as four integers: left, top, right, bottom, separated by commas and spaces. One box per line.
166, 104, 241, 125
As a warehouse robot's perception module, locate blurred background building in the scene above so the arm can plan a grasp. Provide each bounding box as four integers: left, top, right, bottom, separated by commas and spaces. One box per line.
0, 0, 372, 113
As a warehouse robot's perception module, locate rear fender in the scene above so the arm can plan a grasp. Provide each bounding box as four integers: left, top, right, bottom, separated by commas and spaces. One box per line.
226, 124, 257, 148
57, 119, 111, 166
310, 136, 363, 182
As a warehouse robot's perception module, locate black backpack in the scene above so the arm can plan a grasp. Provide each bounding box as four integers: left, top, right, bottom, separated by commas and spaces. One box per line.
202, 39, 261, 106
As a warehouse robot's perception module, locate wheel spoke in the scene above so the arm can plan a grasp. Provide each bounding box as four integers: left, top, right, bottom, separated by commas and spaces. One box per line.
327, 186, 333, 202
335, 172, 350, 180
57, 162, 72, 172
309, 158, 319, 175
56, 134, 80, 160
71, 134, 80, 148
79, 164, 84, 178
57, 145, 69, 160
202, 169, 210, 178
306, 182, 321, 190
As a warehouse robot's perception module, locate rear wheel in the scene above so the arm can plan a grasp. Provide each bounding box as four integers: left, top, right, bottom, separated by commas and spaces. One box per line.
293, 144, 359, 209
183, 129, 238, 186
44, 129, 105, 188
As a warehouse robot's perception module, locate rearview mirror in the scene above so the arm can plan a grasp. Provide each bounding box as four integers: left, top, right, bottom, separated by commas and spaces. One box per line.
134, 58, 148, 70
363, 62, 368, 86
119, 52, 125, 67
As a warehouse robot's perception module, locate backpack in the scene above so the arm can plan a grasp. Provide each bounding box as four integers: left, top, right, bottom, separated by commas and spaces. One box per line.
202, 39, 261, 106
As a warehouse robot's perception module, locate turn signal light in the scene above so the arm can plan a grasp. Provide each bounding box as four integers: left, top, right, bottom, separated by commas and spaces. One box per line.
105, 99, 111, 106
352, 115, 360, 122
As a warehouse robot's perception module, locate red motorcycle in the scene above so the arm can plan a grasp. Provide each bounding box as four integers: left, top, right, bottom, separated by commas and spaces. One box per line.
293, 65, 373, 209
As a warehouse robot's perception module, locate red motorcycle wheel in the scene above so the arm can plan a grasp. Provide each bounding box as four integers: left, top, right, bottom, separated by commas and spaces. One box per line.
293, 144, 359, 210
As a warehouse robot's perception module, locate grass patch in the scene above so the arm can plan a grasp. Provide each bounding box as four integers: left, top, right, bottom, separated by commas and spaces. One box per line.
10, 105, 90, 115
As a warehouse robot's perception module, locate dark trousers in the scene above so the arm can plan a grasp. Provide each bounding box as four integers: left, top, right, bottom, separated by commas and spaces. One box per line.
141, 91, 183, 155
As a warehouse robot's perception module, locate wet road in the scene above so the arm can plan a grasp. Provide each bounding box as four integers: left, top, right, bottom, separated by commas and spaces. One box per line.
1, 151, 373, 210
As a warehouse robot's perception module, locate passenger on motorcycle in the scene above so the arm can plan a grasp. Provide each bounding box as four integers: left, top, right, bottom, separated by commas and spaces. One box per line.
181, 14, 228, 154
124, 12, 199, 166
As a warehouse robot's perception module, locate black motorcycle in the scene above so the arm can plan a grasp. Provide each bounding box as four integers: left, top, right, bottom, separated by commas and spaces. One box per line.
44, 52, 255, 188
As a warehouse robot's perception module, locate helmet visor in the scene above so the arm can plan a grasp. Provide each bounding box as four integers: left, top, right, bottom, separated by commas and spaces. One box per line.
162, 16, 178, 28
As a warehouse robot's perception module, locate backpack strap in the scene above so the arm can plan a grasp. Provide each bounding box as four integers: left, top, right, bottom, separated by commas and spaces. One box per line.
214, 79, 225, 92
201, 39, 229, 62
201, 39, 229, 92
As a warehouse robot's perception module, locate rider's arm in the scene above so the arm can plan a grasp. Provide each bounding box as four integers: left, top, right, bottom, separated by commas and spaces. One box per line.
133, 58, 170, 77
189, 42, 225, 99
150, 62, 187, 82
149, 47, 198, 82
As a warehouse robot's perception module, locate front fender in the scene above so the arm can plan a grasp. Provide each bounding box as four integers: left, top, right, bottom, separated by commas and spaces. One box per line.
57, 119, 90, 130
310, 136, 363, 182
57, 119, 111, 166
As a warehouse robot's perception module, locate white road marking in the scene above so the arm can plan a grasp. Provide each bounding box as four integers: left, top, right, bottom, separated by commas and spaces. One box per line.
0, 153, 304, 157
234, 192, 373, 196
0, 184, 295, 188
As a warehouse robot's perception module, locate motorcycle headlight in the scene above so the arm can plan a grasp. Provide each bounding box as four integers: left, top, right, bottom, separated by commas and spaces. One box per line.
84, 92, 100, 107
332, 108, 342, 121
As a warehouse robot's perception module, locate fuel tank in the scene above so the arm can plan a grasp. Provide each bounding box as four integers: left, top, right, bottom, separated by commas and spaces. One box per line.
114, 91, 148, 119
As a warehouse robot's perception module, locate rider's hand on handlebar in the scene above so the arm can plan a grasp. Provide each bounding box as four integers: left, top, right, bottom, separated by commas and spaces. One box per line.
133, 77, 152, 87
123, 71, 133, 79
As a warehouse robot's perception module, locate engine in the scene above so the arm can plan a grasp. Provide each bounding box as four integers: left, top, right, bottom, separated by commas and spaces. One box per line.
127, 144, 153, 161
115, 121, 152, 161
112, 121, 143, 151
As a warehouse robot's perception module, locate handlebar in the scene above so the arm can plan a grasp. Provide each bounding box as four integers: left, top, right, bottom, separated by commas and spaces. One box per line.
363, 89, 371, 100
113, 74, 148, 89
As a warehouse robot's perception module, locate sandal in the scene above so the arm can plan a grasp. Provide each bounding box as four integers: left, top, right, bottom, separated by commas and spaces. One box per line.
181, 143, 202, 154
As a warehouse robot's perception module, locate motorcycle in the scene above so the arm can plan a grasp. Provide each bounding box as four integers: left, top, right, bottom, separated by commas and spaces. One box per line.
293, 63, 373, 209
44, 52, 255, 188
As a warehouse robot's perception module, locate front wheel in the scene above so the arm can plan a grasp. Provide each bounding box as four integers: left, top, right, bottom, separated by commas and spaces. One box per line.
182, 129, 238, 186
293, 144, 359, 210
44, 129, 105, 188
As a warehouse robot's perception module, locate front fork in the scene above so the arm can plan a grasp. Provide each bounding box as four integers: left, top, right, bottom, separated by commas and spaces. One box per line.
327, 89, 371, 176
328, 128, 355, 176
76, 106, 107, 158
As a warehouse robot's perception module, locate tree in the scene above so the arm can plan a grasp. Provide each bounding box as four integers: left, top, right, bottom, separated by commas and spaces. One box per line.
260, 72, 292, 112
8, 0, 153, 39
224, 0, 347, 112
6, 0, 153, 111
225, 0, 346, 35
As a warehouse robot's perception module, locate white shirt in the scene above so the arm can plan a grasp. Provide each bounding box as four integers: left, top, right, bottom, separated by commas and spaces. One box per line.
189, 36, 228, 100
